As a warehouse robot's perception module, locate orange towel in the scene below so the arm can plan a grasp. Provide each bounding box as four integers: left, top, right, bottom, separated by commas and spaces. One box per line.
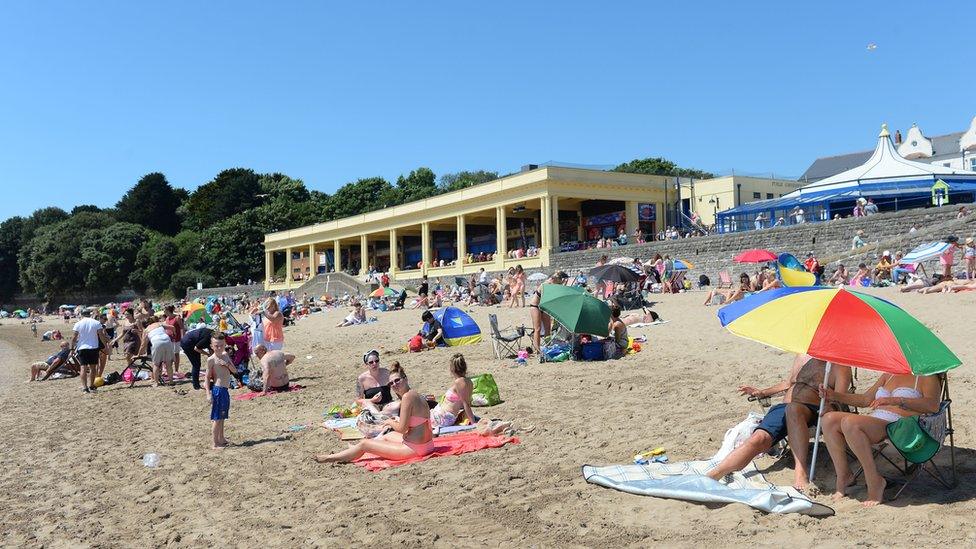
354, 432, 519, 471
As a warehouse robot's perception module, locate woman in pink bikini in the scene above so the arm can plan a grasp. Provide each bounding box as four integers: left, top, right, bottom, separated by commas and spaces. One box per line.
314, 363, 434, 463
429, 354, 476, 427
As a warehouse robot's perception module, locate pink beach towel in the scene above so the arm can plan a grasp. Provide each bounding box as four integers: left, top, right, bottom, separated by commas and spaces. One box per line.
232, 384, 305, 401
353, 432, 519, 471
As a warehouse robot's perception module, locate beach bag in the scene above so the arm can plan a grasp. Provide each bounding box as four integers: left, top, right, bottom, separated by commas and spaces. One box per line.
470, 373, 501, 406
698, 274, 710, 287
103, 371, 122, 385
581, 341, 605, 361
408, 335, 424, 352
356, 409, 391, 438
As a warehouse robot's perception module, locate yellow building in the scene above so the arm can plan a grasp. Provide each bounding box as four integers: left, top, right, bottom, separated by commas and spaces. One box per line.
678, 175, 804, 227
263, 166, 675, 290
263, 167, 802, 290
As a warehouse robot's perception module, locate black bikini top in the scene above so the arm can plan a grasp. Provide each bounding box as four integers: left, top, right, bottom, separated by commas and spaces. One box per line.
363, 384, 393, 405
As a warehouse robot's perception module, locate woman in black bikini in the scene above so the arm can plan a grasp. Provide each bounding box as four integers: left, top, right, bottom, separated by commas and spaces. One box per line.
528, 272, 565, 352
355, 350, 397, 414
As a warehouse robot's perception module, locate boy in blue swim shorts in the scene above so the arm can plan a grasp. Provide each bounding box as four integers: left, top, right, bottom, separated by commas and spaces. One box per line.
705, 354, 851, 491
205, 332, 234, 449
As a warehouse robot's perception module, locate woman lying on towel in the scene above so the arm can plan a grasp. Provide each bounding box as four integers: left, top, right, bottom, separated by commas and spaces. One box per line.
429, 354, 477, 427
355, 350, 398, 415
818, 373, 941, 507
315, 363, 434, 463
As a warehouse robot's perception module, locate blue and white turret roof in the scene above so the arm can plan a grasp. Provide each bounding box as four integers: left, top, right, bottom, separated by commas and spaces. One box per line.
786, 124, 976, 199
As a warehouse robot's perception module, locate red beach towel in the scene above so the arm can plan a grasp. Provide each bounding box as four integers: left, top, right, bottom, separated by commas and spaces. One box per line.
232, 384, 305, 401
354, 432, 519, 471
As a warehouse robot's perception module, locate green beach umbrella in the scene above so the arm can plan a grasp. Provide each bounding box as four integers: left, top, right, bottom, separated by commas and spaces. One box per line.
539, 284, 611, 337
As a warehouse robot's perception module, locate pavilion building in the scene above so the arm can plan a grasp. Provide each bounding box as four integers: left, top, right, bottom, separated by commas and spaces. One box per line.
262, 165, 794, 289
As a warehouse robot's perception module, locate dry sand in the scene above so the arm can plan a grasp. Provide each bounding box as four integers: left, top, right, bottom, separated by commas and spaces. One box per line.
1, 290, 974, 548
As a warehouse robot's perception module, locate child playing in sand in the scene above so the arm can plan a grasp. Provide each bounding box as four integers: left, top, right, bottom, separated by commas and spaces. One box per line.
849, 263, 871, 286
205, 332, 234, 449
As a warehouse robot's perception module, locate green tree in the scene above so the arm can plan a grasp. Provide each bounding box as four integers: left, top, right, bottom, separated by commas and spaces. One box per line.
71, 204, 106, 215
129, 234, 180, 294
115, 173, 183, 235
183, 168, 262, 230
18, 212, 115, 296
326, 177, 395, 218
79, 222, 148, 293
169, 269, 213, 299
259, 173, 311, 203
438, 170, 499, 191
395, 167, 437, 203
0, 216, 25, 301
20, 207, 69, 244
612, 157, 714, 179
173, 230, 204, 270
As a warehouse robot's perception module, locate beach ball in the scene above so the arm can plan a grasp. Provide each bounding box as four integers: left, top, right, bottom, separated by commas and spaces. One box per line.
93, 376, 105, 387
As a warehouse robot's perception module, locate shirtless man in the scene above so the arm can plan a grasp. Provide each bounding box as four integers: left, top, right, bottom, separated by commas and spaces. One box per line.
205, 333, 235, 449
253, 344, 295, 394
706, 354, 852, 491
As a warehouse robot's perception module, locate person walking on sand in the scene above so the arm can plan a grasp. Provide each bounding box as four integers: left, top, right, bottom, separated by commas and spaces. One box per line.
205, 332, 234, 449
71, 309, 108, 394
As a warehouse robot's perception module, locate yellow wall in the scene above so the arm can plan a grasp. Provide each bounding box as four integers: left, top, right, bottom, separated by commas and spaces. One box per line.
683, 176, 802, 226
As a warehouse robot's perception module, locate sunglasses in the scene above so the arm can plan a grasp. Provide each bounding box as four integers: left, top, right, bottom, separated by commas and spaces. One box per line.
366, 359, 379, 365
389, 378, 404, 386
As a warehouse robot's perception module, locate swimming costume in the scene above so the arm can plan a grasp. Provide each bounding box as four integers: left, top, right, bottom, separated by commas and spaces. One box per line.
869, 409, 903, 423
430, 405, 458, 428
363, 385, 393, 406
210, 386, 230, 420
444, 387, 461, 403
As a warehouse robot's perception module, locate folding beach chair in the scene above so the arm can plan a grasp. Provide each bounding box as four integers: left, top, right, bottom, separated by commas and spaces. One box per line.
853, 374, 957, 500
487, 313, 526, 359
121, 355, 154, 387
717, 270, 733, 289
663, 271, 686, 293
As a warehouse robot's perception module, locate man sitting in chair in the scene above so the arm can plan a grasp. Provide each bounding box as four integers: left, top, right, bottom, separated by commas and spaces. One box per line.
29, 341, 77, 381
706, 354, 852, 491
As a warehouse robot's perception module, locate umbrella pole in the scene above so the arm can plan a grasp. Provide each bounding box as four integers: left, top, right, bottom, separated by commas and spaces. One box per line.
808, 361, 832, 484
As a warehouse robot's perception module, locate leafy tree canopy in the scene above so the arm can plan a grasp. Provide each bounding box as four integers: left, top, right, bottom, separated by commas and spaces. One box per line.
115, 172, 183, 235
326, 177, 395, 219
0, 216, 25, 301
79, 222, 148, 294
20, 207, 69, 244
18, 212, 115, 297
612, 157, 714, 179
182, 168, 261, 230
395, 167, 437, 203
438, 170, 498, 192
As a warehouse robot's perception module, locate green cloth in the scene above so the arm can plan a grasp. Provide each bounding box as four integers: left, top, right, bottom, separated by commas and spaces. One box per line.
887, 415, 940, 464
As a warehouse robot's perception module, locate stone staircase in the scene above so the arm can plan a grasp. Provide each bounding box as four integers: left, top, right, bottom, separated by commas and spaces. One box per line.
294, 272, 373, 298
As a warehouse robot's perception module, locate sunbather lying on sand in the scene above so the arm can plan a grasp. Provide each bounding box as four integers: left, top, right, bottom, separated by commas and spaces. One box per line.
705, 354, 851, 492
314, 363, 434, 463
702, 273, 752, 306
917, 279, 968, 294
336, 302, 367, 327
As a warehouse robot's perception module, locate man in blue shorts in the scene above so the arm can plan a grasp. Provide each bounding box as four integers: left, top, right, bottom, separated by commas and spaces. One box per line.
706, 354, 851, 491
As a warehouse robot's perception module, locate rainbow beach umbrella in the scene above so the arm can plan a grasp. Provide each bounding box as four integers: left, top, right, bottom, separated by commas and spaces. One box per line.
182, 302, 212, 325
369, 287, 399, 298
671, 259, 694, 271
717, 286, 960, 375
717, 285, 960, 482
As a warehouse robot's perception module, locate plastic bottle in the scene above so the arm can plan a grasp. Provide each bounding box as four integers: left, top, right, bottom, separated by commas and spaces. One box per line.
143, 453, 161, 468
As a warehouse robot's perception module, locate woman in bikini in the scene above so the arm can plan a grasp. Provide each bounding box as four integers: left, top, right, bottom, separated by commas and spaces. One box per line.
315, 363, 434, 463
509, 265, 526, 308
429, 354, 476, 427
819, 373, 941, 507
528, 272, 565, 352
355, 350, 397, 414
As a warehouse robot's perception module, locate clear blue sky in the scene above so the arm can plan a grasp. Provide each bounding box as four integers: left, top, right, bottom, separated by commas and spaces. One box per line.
1, 2, 973, 220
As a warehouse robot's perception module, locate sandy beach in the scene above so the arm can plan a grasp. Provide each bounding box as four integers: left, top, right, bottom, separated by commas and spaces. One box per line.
1, 289, 974, 547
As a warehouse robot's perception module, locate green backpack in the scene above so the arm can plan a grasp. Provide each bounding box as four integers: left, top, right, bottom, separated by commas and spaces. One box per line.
470, 373, 502, 407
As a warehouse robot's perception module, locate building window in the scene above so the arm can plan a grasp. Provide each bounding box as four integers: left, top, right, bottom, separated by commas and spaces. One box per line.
971, 158, 976, 170
766, 193, 774, 199
943, 162, 951, 167
752, 192, 761, 199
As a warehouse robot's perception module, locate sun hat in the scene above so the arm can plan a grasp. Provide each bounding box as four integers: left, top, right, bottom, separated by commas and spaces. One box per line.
887, 416, 940, 464
883, 250, 891, 256
966, 237, 974, 245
